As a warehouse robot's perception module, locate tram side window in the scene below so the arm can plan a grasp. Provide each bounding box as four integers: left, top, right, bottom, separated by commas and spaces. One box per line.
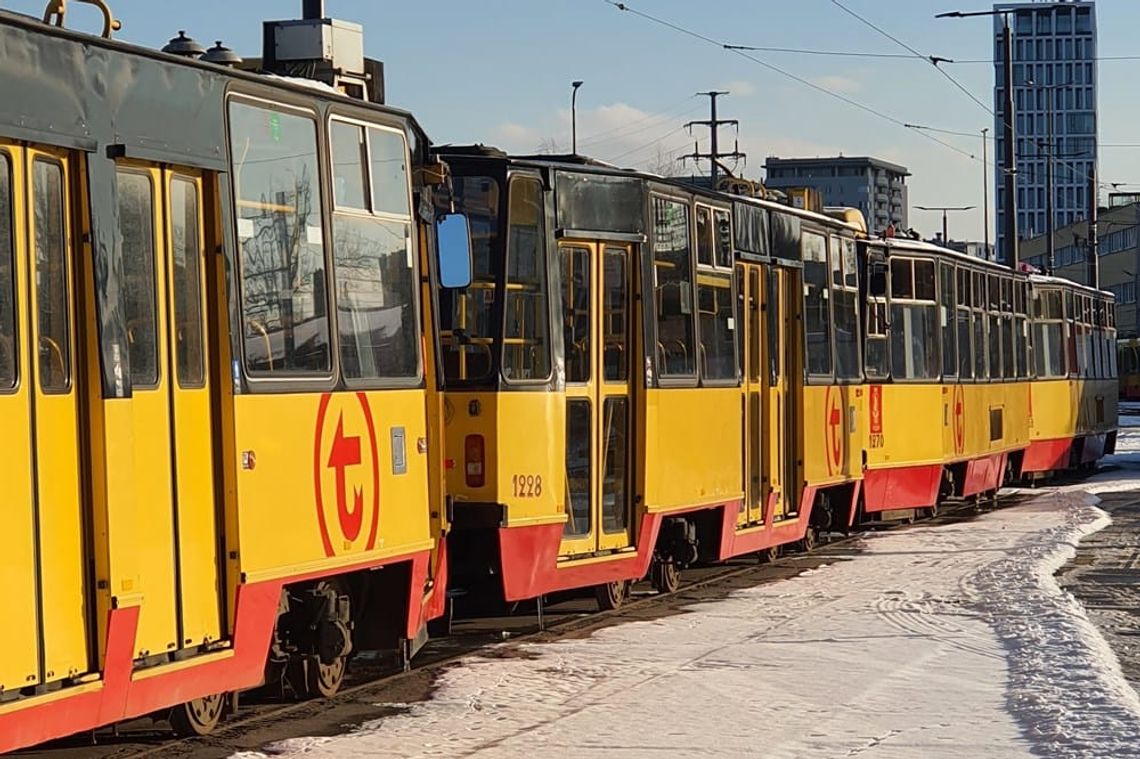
439, 176, 499, 383
972, 271, 987, 379
890, 257, 938, 381
117, 170, 159, 388
803, 231, 831, 377
864, 258, 889, 379
940, 262, 956, 379
956, 267, 972, 380
832, 237, 860, 381
0, 154, 14, 390
1064, 291, 1077, 375
1033, 288, 1065, 378
171, 177, 205, 388
696, 206, 713, 267
329, 121, 419, 381
230, 101, 330, 375
1001, 278, 1016, 380
652, 196, 696, 377
698, 273, 735, 381
34, 159, 70, 393
987, 275, 1002, 379
562, 245, 591, 383
1016, 282, 1030, 380
715, 210, 733, 268
502, 176, 551, 381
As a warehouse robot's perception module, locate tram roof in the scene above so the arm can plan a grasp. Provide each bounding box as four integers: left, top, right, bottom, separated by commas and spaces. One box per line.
0, 8, 430, 158
434, 145, 865, 233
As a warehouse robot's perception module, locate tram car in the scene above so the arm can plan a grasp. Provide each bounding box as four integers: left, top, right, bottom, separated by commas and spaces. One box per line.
434, 148, 1118, 611
434, 147, 865, 609
0, 2, 466, 751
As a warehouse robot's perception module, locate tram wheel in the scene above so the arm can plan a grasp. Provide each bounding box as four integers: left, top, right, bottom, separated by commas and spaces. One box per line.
797, 527, 818, 553
650, 559, 680, 594
594, 580, 630, 611
288, 652, 347, 700
168, 693, 225, 737
759, 545, 780, 564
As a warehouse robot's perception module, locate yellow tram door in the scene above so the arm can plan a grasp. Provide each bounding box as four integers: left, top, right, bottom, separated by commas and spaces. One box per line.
0, 146, 93, 689
559, 240, 636, 556
116, 164, 221, 660
736, 262, 764, 526
766, 265, 800, 521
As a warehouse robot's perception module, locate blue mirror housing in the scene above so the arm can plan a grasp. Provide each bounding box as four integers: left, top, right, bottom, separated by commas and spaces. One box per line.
436, 212, 473, 289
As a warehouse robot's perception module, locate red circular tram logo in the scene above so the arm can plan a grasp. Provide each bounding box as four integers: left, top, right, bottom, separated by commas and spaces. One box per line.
313, 392, 381, 557
952, 385, 966, 455
825, 385, 844, 475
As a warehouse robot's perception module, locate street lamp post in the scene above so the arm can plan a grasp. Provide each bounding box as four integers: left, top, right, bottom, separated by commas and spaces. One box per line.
571, 80, 584, 155
916, 205, 976, 246
937, 9, 1018, 271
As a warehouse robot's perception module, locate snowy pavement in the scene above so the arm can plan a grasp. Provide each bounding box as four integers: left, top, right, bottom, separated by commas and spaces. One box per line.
234, 423, 1140, 759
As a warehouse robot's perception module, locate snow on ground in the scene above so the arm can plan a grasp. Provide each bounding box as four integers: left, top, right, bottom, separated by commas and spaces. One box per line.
235, 416, 1140, 758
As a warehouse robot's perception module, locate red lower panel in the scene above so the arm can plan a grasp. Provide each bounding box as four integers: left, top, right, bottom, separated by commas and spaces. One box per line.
1021, 438, 1073, 474
499, 499, 755, 601
962, 452, 1008, 497
0, 549, 434, 754
718, 486, 819, 558
863, 464, 942, 512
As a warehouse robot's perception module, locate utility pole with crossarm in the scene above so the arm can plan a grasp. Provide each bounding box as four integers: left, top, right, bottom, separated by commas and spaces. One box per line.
679, 90, 746, 190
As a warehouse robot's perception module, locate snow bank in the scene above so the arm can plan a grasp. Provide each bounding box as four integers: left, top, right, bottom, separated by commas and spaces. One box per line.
234, 489, 1140, 759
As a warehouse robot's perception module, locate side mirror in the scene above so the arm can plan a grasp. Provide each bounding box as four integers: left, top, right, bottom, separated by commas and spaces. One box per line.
436, 212, 473, 289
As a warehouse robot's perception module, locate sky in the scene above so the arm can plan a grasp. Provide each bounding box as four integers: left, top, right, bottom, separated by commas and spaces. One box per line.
7, 0, 1140, 243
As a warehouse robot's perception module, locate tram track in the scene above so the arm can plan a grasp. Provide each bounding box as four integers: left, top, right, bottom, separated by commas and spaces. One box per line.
24, 494, 1024, 759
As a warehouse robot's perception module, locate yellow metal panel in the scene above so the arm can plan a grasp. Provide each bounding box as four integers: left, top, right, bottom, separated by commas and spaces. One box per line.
27, 148, 90, 682
642, 387, 742, 512
234, 389, 431, 575
864, 385, 944, 468
802, 384, 857, 486
0, 144, 40, 692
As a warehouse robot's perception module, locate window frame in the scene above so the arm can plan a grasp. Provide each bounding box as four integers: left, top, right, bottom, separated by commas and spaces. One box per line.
228, 92, 335, 390
327, 111, 423, 389
831, 234, 862, 384
169, 172, 208, 390
649, 191, 699, 387
0, 149, 16, 394
499, 171, 553, 386
802, 228, 833, 383
887, 254, 941, 384
693, 200, 739, 386
115, 165, 161, 391
31, 154, 73, 395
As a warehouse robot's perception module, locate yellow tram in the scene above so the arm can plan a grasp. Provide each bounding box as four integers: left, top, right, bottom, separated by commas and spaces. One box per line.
0, 3, 466, 750
0, 3, 1120, 752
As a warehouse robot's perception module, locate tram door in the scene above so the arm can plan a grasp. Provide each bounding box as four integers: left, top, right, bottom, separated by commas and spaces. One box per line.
766, 265, 800, 520
737, 263, 764, 525
0, 146, 91, 692
118, 165, 221, 659
560, 241, 635, 556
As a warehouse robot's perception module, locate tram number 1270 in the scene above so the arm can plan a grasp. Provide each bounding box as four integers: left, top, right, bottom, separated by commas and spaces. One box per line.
512, 474, 543, 498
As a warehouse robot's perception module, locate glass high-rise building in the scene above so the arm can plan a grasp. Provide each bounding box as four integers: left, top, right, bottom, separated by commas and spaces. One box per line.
994, 0, 1097, 263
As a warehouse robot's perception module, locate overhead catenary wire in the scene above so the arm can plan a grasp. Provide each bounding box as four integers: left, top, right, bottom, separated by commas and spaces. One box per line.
829, 0, 994, 117
828, 0, 1122, 194
607, 1, 978, 162
576, 97, 702, 150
